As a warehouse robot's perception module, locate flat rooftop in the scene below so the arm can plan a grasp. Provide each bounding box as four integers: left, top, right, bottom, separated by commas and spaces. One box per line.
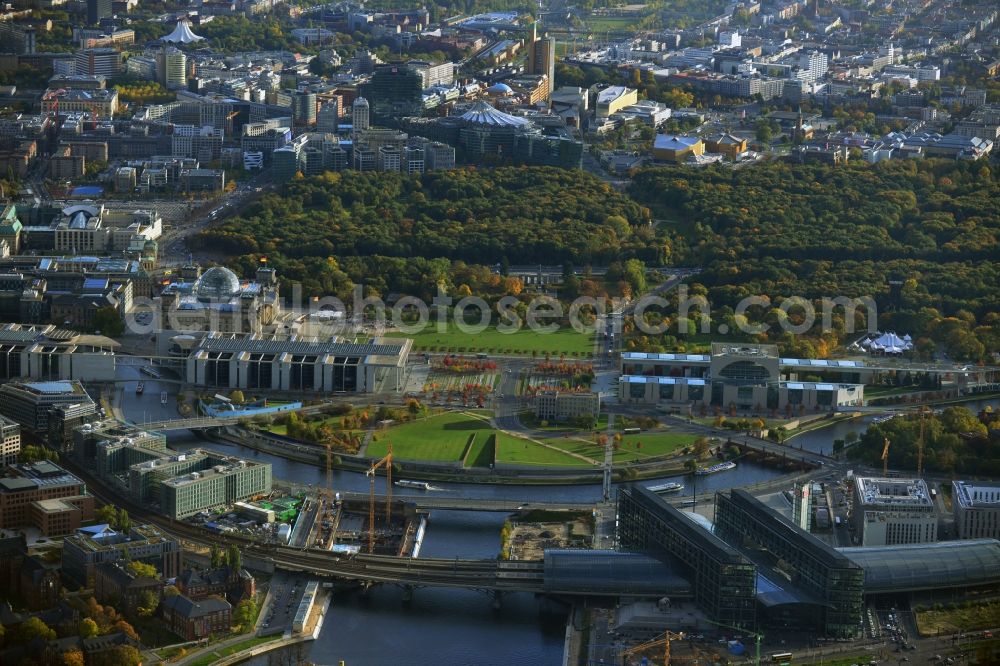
162, 459, 263, 487
855, 477, 933, 508
954, 480, 1000, 509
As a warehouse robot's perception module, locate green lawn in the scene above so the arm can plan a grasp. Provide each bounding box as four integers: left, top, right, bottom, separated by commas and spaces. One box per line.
464, 433, 496, 468
495, 433, 594, 467
541, 436, 604, 461
217, 636, 276, 657
396, 321, 594, 356
614, 432, 697, 462
585, 15, 645, 32
367, 410, 597, 466
267, 414, 349, 437
368, 411, 493, 461
541, 430, 696, 463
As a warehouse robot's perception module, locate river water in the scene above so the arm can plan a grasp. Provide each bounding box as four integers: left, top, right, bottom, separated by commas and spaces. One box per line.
150, 394, 998, 666
165, 429, 782, 666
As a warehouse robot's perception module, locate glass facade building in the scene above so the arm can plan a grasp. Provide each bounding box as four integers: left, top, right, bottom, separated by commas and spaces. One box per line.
617, 485, 757, 628
714, 489, 864, 637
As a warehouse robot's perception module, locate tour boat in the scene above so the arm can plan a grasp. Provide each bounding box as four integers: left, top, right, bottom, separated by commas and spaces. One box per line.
647, 481, 685, 494
694, 461, 737, 476
395, 479, 432, 490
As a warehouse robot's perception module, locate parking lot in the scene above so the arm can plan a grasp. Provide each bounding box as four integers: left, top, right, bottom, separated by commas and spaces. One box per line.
259, 572, 307, 637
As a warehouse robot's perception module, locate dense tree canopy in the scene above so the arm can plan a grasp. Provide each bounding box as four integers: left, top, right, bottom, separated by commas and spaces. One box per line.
629, 159, 1000, 360
202, 168, 653, 298
850, 407, 998, 475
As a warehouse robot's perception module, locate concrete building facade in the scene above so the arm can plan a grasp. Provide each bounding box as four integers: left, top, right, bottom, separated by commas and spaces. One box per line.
851, 477, 937, 546
953, 480, 1000, 539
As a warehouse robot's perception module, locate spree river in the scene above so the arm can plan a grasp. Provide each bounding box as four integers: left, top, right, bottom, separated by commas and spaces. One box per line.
165, 429, 783, 666
146, 391, 997, 666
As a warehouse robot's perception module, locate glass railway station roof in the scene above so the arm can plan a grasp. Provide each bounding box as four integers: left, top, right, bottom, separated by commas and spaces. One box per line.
674, 493, 1000, 597
839, 539, 1000, 593
544, 550, 692, 596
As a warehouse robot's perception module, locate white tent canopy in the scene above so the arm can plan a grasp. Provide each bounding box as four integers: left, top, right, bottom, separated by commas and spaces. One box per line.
163, 20, 205, 44
860, 331, 913, 354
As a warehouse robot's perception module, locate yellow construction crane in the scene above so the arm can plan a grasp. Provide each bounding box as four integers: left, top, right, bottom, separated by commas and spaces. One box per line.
881, 437, 891, 477
367, 444, 393, 554
621, 630, 684, 665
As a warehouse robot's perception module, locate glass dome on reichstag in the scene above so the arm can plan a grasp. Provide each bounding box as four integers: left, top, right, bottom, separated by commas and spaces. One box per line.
193, 267, 241, 302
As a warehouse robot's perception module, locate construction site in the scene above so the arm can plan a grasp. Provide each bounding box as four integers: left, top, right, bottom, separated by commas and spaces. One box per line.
285, 443, 425, 556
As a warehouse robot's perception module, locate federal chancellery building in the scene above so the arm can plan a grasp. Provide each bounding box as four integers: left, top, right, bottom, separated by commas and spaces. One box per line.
619, 343, 866, 412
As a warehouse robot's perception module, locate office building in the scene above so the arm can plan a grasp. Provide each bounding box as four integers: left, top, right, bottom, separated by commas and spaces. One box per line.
126, 55, 156, 79
527, 23, 555, 101
1, 416, 20, 468
617, 485, 757, 628
0, 380, 95, 436
424, 141, 456, 170
73, 419, 168, 481
74, 48, 122, 78
361, 65, 423, 125
715, 489, 864, 637
184, 331, 412, 394
0, 461, 94, 534
0, 22, 36, 55
352, 97, 370, 135
533, 391, 600, 422
408, 60, 455, 88
62, 524, 182, 587
851, 477, 936, 546
41, 88, 119, 116
87, 0, 112, 25
316, 100, 339, 133
128, 449, 212, 504
292, 90, 317, 126
0, 324, 117, 382
619, 343, 866, 412
162, 48, 188, 90
953, 480, 1000, 539
160, 457, 272, 519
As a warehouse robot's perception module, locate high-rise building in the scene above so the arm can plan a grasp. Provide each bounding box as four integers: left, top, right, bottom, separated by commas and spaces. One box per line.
527, 23, 555, 101
1, 416, 19, 468
317, 99, 339, 132
360, 65, 423, 125
74, 48, 122, 77
352, 97, 370, 135
292, 90, 317, 126
0, 380, 96, 437
86, 0, 112, 25
162, 48, 187, 90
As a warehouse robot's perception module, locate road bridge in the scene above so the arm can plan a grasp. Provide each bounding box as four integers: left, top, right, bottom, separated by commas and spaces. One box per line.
335, 490, 597, 513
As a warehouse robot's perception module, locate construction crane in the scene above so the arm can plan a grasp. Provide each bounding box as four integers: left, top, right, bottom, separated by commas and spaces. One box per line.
881, 437, 891, 477
703, 618, 763, 666
367, 444, 393, 554
621, 630, 684, 665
